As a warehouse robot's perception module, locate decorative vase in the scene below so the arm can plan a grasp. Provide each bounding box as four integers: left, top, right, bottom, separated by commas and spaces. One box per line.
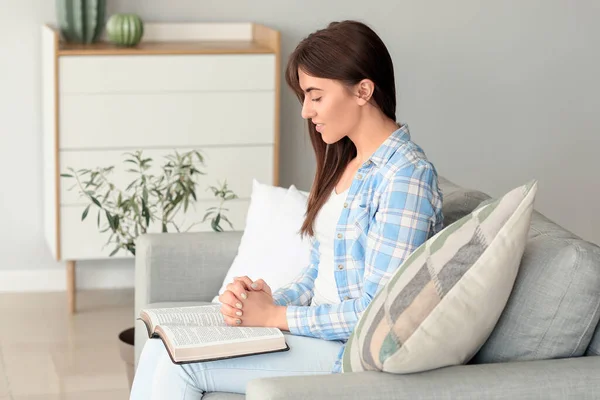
56, 0, 106, 44
106, 14, 144, 47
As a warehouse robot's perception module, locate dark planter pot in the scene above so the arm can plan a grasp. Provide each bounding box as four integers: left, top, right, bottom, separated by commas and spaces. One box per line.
118, 327, 135, 390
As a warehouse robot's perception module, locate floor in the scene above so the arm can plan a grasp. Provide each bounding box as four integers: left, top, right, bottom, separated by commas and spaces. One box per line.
0, 289, 134, 400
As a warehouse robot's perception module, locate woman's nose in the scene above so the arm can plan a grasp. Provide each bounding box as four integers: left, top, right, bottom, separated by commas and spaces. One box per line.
301, 100, 316, 120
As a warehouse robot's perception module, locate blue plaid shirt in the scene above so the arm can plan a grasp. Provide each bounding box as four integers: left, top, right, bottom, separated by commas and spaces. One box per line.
272, 124, 444, 373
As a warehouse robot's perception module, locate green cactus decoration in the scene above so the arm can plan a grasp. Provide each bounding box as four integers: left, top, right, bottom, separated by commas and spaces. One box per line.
106, 14, 144, 47
57, 0, 106, 44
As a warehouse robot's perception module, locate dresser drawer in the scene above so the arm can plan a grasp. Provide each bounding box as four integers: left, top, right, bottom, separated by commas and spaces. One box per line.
59, 91, 275, 149
60, 199, 250, 260
59, 54, 275, 94
59, 146, 274, 205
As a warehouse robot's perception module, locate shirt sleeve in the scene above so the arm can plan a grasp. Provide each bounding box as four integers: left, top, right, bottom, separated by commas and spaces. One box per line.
272, 236, 320, 307
285, 164, 439, 341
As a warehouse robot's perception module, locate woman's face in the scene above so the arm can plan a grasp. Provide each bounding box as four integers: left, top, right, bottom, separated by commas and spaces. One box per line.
298, 69, 361, 144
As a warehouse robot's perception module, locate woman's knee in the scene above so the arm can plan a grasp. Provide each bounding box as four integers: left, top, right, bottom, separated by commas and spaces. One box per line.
139, 339, 171, 366
131, 340, 173, 399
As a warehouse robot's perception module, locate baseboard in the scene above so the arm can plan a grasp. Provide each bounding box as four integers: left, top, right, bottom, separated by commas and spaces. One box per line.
0, 260, 135, 292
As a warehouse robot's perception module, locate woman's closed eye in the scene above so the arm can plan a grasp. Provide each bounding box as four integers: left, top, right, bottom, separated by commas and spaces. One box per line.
312, 97, 322, 102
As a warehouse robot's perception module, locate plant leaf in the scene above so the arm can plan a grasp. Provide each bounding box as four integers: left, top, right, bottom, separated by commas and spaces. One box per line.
60, 173, 74, 178
142, 198, 150, 226
90, 196, 102, 208
105, 211, 117, 231
202, 212, 214, 222
81, 205, 90, 221
126, 180, 137, 191
126, 243, 136, 256
221, 215, 234, 229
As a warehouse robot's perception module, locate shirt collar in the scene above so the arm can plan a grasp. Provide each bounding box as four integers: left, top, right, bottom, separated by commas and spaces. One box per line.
367, 123, 411, 168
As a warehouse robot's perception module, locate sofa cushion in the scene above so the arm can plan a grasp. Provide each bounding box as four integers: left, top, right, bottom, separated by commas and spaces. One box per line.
472, 211, 600, 363
586, 324, 600, 356
212, 180, 311, 303
342, 181, 537, 374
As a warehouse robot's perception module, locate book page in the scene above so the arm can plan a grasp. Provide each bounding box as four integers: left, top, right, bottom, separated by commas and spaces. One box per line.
162, 325, 283, 348
144, 305, 225, 331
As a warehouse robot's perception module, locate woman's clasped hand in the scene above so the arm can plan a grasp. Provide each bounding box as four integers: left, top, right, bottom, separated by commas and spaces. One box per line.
218, 276, 276, 327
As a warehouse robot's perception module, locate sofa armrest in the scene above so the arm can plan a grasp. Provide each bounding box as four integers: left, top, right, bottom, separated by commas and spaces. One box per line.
135, 231, 242, 308
246, 356, 600, 400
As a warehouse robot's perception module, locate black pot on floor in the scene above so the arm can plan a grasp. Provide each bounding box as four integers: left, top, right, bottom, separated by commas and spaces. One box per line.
118, 327, 135, 390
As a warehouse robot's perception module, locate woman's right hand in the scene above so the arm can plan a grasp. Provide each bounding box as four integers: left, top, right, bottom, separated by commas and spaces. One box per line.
218, 276, 273, 324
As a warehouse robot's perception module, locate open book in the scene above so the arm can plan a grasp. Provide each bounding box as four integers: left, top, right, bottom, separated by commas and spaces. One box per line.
138, 304, 289, 364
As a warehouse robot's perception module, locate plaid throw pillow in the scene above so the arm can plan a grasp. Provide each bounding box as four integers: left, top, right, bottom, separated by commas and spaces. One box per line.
343, 180, 538, 374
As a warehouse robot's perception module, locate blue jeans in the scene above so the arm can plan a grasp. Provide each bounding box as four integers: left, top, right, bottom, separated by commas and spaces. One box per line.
130, 333, 344, 399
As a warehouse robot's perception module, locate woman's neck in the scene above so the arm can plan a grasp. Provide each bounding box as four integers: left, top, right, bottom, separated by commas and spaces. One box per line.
346, 110, 399, 165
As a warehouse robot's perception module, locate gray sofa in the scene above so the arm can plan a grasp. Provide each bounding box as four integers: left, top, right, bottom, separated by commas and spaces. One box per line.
134, 177, 600, 399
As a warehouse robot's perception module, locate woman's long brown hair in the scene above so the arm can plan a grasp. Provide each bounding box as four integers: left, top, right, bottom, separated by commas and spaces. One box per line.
285, 20, 397, 237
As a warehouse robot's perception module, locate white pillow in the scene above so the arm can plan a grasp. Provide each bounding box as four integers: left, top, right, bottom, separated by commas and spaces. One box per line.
212, 181, 311, 302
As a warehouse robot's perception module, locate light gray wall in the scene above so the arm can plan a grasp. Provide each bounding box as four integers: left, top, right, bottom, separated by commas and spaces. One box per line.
0, 1, 598, 282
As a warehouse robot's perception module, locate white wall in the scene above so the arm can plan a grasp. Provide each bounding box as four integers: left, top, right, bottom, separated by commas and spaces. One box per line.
0, 0, 598, 290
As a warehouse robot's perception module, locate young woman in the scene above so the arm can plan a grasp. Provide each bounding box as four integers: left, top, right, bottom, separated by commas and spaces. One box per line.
130, 20, 443, 399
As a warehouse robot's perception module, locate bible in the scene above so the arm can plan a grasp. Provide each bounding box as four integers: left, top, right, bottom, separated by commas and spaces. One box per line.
138, 304, 290, 364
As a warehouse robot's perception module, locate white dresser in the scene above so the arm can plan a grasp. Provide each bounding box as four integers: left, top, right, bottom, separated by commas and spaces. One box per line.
41, 23, 281, 312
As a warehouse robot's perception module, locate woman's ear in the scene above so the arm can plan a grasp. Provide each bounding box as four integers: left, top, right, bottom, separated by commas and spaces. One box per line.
356, 79, 375, 106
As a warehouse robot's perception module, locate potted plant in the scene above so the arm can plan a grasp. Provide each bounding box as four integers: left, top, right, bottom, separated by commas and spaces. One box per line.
60, 149, 238, 256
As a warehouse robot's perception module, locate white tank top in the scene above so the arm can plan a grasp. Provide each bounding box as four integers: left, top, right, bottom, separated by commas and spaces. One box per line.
311, 188, 348, 306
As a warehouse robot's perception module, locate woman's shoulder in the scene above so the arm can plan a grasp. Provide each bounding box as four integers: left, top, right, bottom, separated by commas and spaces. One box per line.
377, 140, 438, 183
368, 140, 441, 207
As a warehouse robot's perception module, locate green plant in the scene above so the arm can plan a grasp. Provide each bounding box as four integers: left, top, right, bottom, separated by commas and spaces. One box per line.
60, 150, 238, 256
204, 181, 237, 232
